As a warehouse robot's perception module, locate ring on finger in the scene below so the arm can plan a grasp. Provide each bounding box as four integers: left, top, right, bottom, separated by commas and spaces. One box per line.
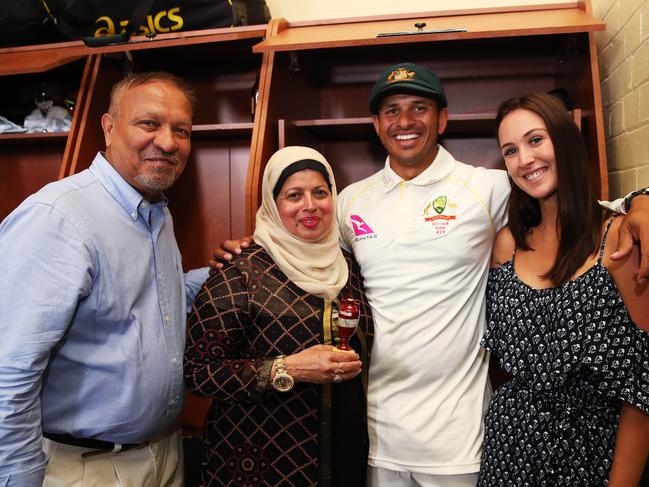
334, 368, 344, 375
333, 373, 343, 383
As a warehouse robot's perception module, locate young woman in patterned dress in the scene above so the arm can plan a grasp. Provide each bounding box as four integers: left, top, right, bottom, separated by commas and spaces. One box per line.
184, 146, 373, 487
478, 93, 649, 486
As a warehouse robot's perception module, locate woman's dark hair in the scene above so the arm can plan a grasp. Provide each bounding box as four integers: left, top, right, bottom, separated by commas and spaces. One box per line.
496, 92, 603, 285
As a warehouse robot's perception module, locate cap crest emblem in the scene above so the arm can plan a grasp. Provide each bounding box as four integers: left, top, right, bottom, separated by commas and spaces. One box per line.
387, 68, 416, 83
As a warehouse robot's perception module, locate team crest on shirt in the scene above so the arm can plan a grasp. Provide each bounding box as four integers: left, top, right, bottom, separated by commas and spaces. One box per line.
350, 214, 377, 242
422, 195, 458, 236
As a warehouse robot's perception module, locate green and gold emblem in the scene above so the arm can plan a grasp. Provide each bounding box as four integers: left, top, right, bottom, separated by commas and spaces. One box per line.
433, 195, 447, 214
387, 68, 416, 83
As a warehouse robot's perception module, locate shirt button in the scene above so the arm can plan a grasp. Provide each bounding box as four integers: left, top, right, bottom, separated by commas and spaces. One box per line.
172, 356, 178, 364
164, 315, 171, 323
131, 212, 137, 218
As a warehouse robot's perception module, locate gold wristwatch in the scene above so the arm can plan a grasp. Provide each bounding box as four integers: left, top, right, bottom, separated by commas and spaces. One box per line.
272, 355, 294, 392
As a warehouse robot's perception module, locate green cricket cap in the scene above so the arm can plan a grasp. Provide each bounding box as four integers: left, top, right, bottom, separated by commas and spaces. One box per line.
368, 62, 447, 114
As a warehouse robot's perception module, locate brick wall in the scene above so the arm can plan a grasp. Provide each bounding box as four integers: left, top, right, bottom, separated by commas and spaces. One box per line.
593, 0, 649, 197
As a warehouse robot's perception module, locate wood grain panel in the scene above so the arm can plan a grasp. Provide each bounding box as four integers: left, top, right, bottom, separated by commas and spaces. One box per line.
167, 141, 231, 271
245, 19, 289, 233
0, 144, 64, 220
254, 7, 605, 53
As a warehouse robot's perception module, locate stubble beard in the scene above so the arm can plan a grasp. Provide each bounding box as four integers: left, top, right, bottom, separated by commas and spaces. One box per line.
134, 165, 178, 193
135, 149, 183, 194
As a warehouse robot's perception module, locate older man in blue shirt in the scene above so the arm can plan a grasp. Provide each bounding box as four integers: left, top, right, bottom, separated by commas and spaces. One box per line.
0, 72, 209, 486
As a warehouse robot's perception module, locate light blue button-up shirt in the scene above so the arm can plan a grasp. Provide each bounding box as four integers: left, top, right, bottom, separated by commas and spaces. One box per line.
0, 153, 208, 486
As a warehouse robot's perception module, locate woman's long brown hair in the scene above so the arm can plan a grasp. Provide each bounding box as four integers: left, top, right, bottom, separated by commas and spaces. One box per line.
496, 93, 603, 285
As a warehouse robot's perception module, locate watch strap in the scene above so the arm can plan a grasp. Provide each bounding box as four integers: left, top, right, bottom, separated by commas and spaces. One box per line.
624, 187, 649, 213
275, 355, 287, 373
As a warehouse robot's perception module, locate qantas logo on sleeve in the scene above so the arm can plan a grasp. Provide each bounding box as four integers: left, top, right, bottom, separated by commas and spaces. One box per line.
350, 215, 377, 241
351, 215, 374, 235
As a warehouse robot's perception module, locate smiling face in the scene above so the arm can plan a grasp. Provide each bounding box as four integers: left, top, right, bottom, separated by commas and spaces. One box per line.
372, 93, 448, 180
101, 80, 193, 201
276, 169, 334, 242
498, 108, 558, 202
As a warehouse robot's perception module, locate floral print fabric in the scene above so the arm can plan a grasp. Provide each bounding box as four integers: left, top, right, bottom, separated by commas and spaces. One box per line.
478, 225, 649, 486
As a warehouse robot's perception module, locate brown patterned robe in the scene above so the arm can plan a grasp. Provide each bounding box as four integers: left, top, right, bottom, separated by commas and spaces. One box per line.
184, 244, 374, 487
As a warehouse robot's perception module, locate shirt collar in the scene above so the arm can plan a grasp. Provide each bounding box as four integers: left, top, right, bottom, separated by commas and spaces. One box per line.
89, 152, 168, 221
381, 145, 455, 192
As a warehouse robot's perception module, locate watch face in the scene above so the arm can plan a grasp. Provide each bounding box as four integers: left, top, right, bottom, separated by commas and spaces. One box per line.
273, 373, 294, 392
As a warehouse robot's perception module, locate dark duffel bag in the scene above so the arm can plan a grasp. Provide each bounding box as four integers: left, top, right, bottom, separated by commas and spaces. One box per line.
0, 0, 270, 48
231, 0, 270, 26
0, 0, 64, 46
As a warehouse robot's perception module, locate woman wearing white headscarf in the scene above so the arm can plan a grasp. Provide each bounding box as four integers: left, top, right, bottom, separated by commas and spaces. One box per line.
185, 146, 374, 487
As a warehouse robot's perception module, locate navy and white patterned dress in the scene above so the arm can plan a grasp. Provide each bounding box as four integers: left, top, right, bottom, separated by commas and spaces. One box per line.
478, 219, 649, 486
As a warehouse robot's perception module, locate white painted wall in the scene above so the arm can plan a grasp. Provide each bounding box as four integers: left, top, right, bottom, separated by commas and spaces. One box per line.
265, 0, 569, 22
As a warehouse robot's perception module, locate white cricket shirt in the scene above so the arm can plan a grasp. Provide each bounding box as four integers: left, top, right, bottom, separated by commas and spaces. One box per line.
337, 146, 510, 474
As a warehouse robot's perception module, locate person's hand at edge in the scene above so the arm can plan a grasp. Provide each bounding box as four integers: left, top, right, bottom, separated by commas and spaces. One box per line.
208, 236, 253, 273
610, 195, 649, 284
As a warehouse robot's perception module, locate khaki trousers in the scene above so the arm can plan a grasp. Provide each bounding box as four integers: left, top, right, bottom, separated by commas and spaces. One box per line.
367, 466, 479, 487
42, 427, 184, 487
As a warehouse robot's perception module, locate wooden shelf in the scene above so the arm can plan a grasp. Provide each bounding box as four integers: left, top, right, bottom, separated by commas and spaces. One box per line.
0, 25, 267, 76
0, 123, 254, 143
279, 112, 500, 139
280, 117, 373, 141
288, 117, 372, 127
0, 52, 86, 76
191, 122, 254, 139
279, 108, 582, 141
0, 131, 69, 144
0, 124, 255, 143
253, 5, 605, 53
